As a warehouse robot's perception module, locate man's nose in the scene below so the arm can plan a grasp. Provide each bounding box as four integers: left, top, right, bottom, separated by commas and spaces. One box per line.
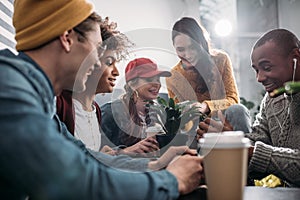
257, 71, 266, 83
152, 81, 161, 87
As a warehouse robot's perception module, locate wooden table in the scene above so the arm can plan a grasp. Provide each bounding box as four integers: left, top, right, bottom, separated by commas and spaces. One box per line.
178, 186, 300, 200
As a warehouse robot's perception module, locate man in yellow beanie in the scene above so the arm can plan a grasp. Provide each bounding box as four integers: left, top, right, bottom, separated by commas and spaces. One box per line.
13, 0, 101, 93
0, 0, 203, 199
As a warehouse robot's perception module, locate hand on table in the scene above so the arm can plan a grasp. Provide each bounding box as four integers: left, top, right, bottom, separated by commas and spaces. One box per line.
197, 110, 233, 140
122, 136, 159, 156
148, 146, 197, 170
166, 153, 203, 195
100, 145, 117, 156
248, 145, 254, 163
190, 102, 210, 114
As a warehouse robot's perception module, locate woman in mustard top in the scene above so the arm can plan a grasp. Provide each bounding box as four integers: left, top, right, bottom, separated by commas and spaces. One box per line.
166, 17, 251, 133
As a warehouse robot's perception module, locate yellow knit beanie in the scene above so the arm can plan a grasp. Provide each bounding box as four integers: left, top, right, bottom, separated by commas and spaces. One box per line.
13, 0, 94, 51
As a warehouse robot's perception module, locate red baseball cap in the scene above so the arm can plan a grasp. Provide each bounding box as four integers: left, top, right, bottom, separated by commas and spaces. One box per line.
125, 58, 171, 82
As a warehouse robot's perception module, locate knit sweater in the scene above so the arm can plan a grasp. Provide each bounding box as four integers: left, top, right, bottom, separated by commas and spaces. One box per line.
246, 92, 300, 187
166, 49, 239, 113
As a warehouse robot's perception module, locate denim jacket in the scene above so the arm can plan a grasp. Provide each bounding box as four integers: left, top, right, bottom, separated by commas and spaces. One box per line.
0, 49, 179, 200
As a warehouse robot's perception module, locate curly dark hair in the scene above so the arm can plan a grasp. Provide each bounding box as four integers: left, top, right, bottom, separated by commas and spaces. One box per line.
100, 17, 134, 61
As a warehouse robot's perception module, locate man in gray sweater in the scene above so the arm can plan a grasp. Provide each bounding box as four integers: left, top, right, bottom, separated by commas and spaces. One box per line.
198, 28, 300, 187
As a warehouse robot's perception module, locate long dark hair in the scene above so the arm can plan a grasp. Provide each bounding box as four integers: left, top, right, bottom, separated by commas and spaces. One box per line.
123, 79, 142, 126
172, 17, 223, 97
119, 79, 145, 146
172, 17, 210, 53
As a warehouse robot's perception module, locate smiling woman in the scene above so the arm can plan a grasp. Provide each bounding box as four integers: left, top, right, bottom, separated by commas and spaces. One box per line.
100, 57, 172, 156
56, 17, 134, 152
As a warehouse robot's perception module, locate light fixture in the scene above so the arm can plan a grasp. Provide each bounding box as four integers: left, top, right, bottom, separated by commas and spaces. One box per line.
215, 19, 232, 37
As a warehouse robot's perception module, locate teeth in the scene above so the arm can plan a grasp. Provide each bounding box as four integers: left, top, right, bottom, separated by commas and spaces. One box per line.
264, 83, 273, 87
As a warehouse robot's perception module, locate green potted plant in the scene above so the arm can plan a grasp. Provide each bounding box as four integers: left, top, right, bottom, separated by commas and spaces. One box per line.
146, 97, 206, 149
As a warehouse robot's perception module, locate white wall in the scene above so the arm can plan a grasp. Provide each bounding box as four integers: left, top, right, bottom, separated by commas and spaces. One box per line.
91, 0, 200, 32
0, 0, 15, 52
278, 0, 300, 38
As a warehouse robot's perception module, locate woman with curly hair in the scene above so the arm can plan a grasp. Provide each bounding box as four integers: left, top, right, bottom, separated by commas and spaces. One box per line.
56, 17, 140, 154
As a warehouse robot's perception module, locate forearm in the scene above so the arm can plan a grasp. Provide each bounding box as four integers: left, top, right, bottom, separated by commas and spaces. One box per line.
99, 122, 156, 171
249, 141, 300, 187
204, 97, 237, 113
204, 55, 239, 113
1, 114, 179, 199
88, 149, 150, 172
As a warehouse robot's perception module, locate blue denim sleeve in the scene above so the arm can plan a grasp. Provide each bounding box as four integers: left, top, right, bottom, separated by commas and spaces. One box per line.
58, 120, 151, 172
88, 149, 150, 171
0, 57, 179, 199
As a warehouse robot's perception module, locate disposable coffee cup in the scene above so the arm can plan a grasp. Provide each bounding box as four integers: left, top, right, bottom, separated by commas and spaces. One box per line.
145, 123, 165, 138
198, 131, 250, 200
145, 123, 165, 157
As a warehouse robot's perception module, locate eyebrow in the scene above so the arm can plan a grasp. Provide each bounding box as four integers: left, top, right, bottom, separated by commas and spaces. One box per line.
258, 60, 271, 66
102, 55, 116, 61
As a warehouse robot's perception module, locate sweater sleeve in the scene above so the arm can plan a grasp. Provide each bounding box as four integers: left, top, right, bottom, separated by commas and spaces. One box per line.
88, 149, 150, 172
249, 141, 300, 187
58, 120, 152, 172
204, 51, 239, 112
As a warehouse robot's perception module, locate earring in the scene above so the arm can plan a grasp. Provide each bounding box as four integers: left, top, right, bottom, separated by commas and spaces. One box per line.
134, 90, 139, 99
130, 90, 138, 104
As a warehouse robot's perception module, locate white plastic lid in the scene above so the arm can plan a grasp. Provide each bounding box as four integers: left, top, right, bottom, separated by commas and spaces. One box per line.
199, 131, 251, 149
145, 123, 165, 133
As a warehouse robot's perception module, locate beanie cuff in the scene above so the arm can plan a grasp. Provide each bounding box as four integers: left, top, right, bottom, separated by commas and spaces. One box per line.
14, 0, 94, 51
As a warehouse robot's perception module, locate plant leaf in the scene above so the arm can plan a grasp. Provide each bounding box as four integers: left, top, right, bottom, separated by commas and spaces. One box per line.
157, 96, 168, 107
168, 97, 175, 108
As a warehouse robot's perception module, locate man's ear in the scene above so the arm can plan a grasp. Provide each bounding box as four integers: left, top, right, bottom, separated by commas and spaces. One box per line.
59, 30, 73, 52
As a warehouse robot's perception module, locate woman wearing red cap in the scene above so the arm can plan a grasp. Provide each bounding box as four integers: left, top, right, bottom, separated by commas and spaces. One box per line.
101, 57, 171, 156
